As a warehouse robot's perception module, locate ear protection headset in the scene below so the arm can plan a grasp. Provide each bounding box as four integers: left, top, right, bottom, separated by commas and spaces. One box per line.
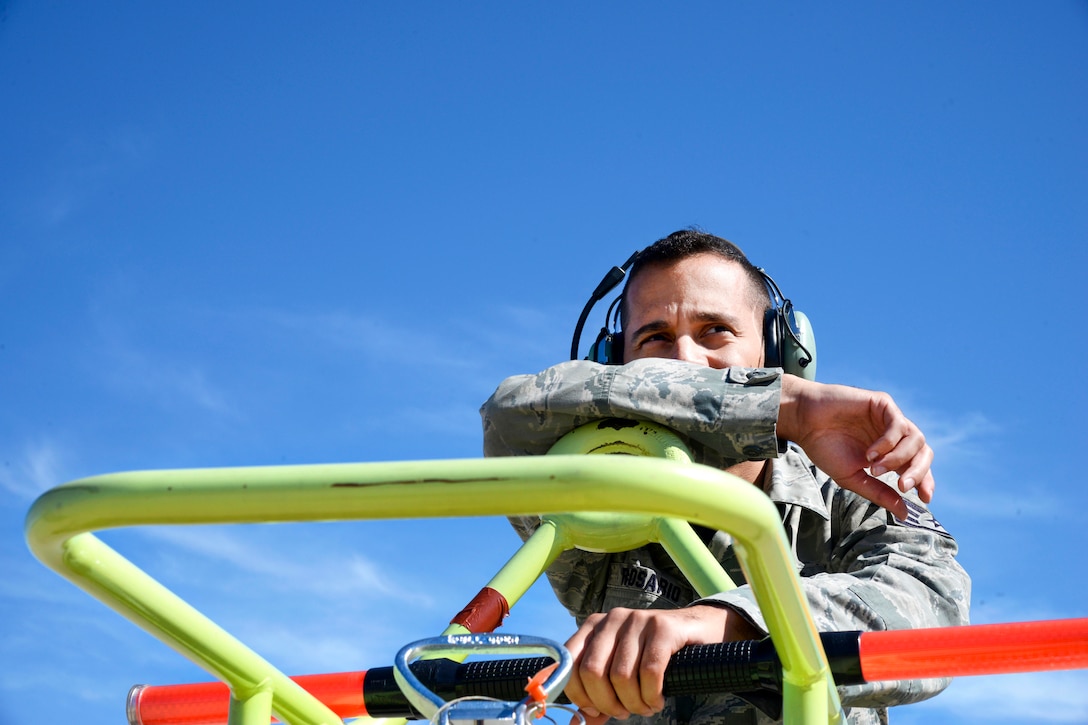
569, 252, 818, 380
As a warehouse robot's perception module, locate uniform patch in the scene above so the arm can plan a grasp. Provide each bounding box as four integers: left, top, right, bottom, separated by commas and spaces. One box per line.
897, 498, 951, 537
608, 562, 688, 606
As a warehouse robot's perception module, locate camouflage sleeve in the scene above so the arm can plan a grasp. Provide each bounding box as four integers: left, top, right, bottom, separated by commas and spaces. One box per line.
480, 358, 783, 468
698, 488, 971, 709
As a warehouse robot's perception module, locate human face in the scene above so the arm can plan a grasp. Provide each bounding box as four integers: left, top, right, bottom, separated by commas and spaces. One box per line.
621, 254, 765, 369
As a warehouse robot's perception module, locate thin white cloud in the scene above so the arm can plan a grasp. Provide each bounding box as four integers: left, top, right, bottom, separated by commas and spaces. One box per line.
0, 439, 66, 500
117, 357, 234, 416
916, 410, 1002, 462
0, 553, 91, 608
32, 126, 155, 228
155, 365, 233, 415
261, 305, 559, 378
873, 404, 1065, 520
937, 485, 1061, 519
264, 309, 479, 370
899, 670, 1088, 723
234, 623, 390, 674
90, 310, 237, 418
965, 595, 1081, 629
470, 304, 570, 352
139, 526, 435, 608
1, 663, 121, 705
376, 403, 482, 439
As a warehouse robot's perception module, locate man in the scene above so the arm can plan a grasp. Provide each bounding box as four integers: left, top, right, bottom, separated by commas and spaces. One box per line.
480, 230, 970, 724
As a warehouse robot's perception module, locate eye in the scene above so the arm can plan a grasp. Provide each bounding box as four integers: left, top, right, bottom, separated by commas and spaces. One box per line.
700, 324, 736, 347
636, 331, 671, 348
705, 324, 735, 337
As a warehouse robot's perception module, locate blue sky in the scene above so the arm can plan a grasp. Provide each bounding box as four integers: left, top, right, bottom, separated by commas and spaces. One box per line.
2, 3, 1087, 724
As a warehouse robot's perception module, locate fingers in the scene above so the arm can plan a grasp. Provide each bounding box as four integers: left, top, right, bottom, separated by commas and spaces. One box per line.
865, 399, 935, 505
837, 469, 909, 520
562, 616, 609, 720
849, 424, 934, 518
914, 469, 935, 503
787, 380, 939, 514
564, 608, 729, 721
573, 712, 611, 725
887, 443, 935, 503
564, 614, 636, 720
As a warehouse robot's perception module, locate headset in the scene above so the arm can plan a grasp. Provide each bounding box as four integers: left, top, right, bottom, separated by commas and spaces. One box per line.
569, 251, 817, 380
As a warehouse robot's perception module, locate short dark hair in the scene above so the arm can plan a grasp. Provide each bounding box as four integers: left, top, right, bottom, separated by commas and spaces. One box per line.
618, 228, 771, 331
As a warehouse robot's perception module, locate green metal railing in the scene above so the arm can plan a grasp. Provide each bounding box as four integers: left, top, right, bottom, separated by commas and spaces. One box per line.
25, 421, 842, 725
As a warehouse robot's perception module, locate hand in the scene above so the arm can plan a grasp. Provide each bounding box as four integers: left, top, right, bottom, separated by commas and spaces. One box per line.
777, 375, 935, 519
563, 605, 761, 724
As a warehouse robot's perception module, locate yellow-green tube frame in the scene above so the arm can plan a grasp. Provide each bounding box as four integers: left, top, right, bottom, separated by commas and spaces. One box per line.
26, 452, 842, 724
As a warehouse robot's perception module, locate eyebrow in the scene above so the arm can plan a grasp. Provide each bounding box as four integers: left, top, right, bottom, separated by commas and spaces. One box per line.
628, 310, 744, 342
628, 320, 670, 342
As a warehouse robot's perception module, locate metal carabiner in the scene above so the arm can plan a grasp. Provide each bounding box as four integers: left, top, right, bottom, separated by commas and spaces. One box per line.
393, 633, 575, 725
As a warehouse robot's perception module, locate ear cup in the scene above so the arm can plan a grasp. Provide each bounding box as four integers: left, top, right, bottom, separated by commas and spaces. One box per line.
763, 308, 784, 369
784, 309, 817, 380
763, 307, 817, 379
589, 328, 622, 364
610, 333, 624, 364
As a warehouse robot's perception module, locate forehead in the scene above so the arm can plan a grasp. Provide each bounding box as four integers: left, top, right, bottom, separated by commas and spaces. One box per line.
625, 254, 761, 319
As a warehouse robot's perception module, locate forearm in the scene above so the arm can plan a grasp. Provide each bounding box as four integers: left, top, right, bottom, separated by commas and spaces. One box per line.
481, 358, 782, 466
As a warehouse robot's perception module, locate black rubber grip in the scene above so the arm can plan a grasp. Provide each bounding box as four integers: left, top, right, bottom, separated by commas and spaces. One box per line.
362, 632, 863, 717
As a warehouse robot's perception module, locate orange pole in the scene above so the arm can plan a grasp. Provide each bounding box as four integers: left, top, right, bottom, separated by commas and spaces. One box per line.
127, 671, 368, 725
860, 618, 1088, 681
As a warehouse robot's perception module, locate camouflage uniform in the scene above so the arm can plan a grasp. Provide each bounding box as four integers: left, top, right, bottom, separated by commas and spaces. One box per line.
480, 359, 971, 725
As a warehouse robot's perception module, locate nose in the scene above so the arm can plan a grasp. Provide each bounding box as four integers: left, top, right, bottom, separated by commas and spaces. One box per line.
672, 336, 708, 365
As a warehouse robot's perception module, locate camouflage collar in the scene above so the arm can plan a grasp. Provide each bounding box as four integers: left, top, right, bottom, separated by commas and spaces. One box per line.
761, 444, 831, 520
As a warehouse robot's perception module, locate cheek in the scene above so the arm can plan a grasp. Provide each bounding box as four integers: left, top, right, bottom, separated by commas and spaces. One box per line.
708, 338, 765, 369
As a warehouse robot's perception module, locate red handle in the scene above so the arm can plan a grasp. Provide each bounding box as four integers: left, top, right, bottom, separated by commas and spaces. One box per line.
860, 617, 1088, 681
128, 671, 368, 725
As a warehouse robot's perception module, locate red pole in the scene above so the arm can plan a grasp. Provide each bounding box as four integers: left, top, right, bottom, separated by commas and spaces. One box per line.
860, 618, 1088, 681
127, 671, 368, 725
